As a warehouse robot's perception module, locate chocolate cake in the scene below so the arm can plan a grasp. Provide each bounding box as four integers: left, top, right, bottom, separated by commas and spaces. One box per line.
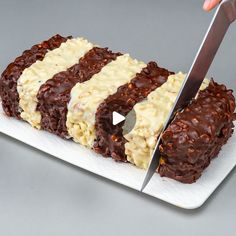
0, 34, 235, 184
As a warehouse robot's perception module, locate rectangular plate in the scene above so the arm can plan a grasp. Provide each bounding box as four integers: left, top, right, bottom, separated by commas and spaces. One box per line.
0, 106, 235, 209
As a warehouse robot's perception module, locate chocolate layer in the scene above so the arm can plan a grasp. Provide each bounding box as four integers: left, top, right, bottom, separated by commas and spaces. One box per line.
94, 62, 173, 162
0, 34, 69, 119
36, 47, 121, 138
159, 80, 236, 183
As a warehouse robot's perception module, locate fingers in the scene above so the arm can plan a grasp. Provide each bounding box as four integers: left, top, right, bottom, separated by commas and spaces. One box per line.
203, 0, 221, 11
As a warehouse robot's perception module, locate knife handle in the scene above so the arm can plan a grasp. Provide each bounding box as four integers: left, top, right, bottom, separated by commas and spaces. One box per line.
222, 0, 236, 23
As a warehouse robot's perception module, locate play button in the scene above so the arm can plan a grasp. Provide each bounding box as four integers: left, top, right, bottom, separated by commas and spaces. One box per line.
112, 111, 126, 125
111, 109, 137, 135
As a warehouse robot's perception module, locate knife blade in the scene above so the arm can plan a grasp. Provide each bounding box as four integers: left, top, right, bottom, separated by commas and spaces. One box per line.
141, 0, 236, 192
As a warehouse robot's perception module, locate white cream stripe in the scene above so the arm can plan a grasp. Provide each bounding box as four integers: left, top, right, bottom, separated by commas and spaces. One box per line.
124, 72, 209, 169
17, 38, 94, 129
66, 54, 146, 147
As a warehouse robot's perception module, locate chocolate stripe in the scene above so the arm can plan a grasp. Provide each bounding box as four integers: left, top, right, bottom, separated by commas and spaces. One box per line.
0, 34, 69, 119
93, 62, 173, 162
36, 47, 121, 138
159, 80, 236, 183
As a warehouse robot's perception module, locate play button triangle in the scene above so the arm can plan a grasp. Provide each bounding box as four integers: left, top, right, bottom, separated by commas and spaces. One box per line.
112, 111, 125, 125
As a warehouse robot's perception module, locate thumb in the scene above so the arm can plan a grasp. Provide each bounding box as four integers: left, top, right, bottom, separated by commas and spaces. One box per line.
203, 0, 221, 11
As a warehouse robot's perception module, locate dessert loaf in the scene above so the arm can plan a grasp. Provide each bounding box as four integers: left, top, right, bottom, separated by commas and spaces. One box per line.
0, 34, 235, 184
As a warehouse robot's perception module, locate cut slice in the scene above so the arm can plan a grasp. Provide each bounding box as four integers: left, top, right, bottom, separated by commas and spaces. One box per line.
159, 80, 236, 183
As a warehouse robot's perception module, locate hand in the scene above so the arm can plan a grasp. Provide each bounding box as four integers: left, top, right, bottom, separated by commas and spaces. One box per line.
203, 0, 221, 11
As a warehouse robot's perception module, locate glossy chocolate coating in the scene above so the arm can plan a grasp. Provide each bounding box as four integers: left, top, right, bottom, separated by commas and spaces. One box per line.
36, 47, 121, 138
94, 62, 173, 162
0, 34, 69, 118
159, 80, 236, 183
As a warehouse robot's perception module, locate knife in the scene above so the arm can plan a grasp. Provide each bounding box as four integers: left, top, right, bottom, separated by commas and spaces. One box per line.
141, 0, 236, 191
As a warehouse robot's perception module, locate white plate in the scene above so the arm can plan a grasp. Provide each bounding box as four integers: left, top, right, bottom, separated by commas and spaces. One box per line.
0, 107, 235, 209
